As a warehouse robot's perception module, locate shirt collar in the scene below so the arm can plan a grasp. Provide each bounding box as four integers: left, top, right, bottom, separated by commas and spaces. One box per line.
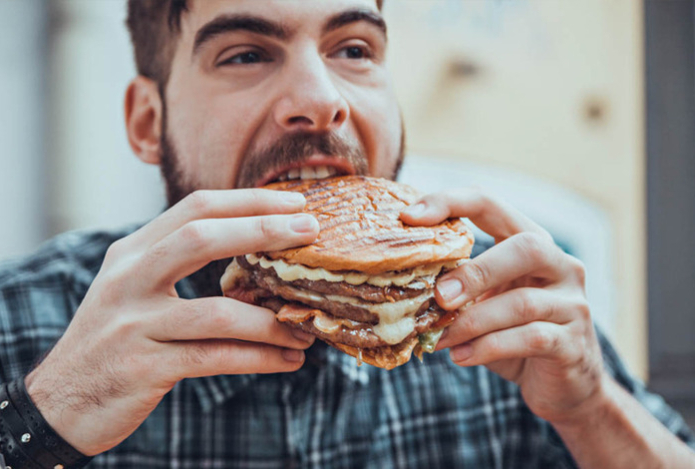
176, 276, 371, 412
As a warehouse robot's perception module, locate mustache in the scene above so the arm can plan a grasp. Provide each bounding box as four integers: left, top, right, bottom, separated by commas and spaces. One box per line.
236, 132, 368, 188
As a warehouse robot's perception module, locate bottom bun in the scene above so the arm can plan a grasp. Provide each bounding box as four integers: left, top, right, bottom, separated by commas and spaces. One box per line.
326, 337, 421, 370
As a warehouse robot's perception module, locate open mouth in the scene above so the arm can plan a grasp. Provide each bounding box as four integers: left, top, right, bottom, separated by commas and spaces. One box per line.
256, 157, 355, 187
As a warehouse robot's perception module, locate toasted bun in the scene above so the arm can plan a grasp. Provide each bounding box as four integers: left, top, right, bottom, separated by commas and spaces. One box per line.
263, 176, 474, 274
326, 338, 421, 370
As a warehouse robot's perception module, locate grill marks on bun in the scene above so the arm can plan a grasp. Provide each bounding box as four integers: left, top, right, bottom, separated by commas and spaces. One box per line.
264, 177, 474, 274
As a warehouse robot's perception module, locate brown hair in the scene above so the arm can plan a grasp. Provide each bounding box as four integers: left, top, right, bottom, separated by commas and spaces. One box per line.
126, 0, 384, 90
126, 0, 188, 89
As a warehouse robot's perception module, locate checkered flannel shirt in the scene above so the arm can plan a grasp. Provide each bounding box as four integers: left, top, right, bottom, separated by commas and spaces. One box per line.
0, 227, 693, 469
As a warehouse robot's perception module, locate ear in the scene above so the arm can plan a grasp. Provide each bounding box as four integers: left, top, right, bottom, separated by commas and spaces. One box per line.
124, 76, 163, 165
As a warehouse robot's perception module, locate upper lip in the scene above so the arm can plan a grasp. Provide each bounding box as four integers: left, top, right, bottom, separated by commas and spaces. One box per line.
254, 155, 356, 187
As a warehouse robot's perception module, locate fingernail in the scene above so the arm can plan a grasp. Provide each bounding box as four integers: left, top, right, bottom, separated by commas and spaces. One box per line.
290, 215, 318, 233
291, 328, 315, 344
404, 202, 426, 217
437, 278, 463, 303
282, 349, 305, 363
450, 343, 473, 363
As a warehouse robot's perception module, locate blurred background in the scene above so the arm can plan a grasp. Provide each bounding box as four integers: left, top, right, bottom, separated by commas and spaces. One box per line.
0, 0, 693, 427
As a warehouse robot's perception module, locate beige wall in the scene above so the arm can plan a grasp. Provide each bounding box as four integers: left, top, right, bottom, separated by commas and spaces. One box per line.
385, 1, 646, 378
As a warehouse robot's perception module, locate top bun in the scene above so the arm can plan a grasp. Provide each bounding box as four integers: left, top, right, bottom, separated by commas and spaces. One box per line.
262, 176, 474, 274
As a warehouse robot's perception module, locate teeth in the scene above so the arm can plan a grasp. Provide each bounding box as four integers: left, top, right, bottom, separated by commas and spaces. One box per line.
314, 166, 330, 179
275, 165, 339, 183
300, 167, 316, 180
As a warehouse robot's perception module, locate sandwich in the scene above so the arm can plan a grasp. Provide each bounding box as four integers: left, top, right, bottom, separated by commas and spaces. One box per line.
221, 176, 474, 369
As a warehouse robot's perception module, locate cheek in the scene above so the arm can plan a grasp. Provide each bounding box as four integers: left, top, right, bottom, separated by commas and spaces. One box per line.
350, 86, 402, 177
165, 93, 260, 190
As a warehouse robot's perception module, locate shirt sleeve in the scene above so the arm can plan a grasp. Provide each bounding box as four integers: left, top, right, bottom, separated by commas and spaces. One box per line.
596, 326, 695, 449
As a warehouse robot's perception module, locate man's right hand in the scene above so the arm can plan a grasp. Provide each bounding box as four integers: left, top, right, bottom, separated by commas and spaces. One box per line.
24, 189, 320, 456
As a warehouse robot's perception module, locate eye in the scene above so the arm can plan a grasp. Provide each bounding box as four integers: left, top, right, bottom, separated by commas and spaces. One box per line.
218, 49, 269, 66
333, 44, 372, 60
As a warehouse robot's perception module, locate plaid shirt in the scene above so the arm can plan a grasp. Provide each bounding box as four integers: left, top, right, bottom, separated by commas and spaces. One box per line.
1, 227, 693, 469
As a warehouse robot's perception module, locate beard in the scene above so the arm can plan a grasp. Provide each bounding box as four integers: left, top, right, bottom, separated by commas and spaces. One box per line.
158, 106, 406, 298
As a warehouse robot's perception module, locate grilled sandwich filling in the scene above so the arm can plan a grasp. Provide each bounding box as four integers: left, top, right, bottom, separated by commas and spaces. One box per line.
221, 254, 462, 350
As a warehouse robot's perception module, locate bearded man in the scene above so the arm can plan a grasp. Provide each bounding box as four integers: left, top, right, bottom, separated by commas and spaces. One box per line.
0, 1, 693, 468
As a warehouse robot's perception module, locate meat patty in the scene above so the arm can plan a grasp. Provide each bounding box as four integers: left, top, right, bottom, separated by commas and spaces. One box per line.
277, 303, 447, 348
236, 255, 429, 302
234, 256, 436, 323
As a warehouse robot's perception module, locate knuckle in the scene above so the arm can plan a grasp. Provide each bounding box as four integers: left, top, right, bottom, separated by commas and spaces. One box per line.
110, 314, 144, 338
97, 264, 132, 293
528, 326, 560, 355
483, 333, 502, 357
470, 186, 499, 210
573, 298, 592, 322
206, 300, 235, 332
516, 232, 550, 263
245, 189, 266, 207
256, 216, 281, 240
165, 301, 194, 332
460, 261, 488, 293
185, 190, 214, 215
180, 220, 210, 250
423, 190, 446, 206
104, 239, 126, 264
458, 311, 479, 335
182, 342, 210, 368
515, 289, 537, 323
142, 241, 169, 271
568, 256, 587, 286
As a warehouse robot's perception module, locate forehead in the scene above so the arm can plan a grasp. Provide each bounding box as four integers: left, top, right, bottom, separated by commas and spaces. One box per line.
185, 0, 380, 33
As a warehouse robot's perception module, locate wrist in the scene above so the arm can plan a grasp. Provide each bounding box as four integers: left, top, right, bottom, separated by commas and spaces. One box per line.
548, 372, 615, 433
0, 377, 92, 468
25, 367, 92, 456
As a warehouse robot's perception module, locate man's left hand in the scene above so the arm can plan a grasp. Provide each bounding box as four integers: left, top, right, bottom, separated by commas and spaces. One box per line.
401, 188, 606, 427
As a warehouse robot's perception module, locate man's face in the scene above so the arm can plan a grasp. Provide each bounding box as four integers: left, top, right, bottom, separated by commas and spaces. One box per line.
161, 0, 403, 205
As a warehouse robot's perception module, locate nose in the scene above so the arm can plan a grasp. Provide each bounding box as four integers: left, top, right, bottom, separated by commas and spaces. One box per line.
273, 50, 349, 133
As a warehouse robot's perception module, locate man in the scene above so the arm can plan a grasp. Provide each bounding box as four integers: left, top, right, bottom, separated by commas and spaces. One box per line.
0, 0, 693, 467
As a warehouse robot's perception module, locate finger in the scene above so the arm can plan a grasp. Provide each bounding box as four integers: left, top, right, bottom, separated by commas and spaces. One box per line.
436, 288, 577, 351
448, 321, 567, 367
148, 297, 315, 349
126, 189, 307, 250
401, 188, 548, 241
164, 339, 306, 379
435, 232, 567, 310
143, 213, 319, 288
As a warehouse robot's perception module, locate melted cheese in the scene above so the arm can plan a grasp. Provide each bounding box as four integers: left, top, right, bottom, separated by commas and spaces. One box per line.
281, 286, 432, 345
323, 292, 432, 323
373, 316, 416, 345
246, 254, 458, 288
282, 286, 433, 323
222, 255, 462, 346
309, 307, 416, 345
313, 313, 360, 333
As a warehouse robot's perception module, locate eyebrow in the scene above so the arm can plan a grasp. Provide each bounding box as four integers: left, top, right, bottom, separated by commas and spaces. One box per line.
193, 15, 291, 56
192, 8, 387, 58
323, 9, 387, 38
